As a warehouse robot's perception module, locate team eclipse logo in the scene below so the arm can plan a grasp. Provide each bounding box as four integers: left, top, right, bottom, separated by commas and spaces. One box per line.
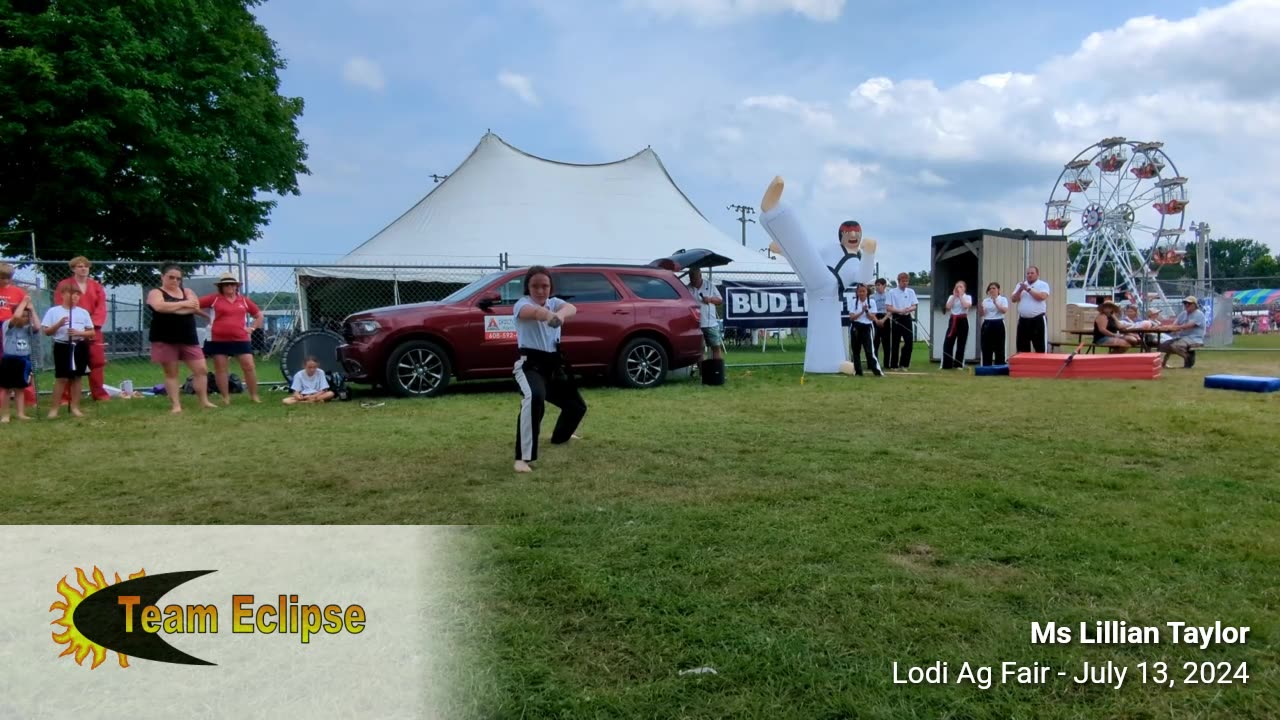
50, 566, 366, 668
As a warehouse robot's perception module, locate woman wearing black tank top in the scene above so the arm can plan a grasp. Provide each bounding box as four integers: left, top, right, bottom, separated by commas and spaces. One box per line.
1092, 300, 1132, 354
147, 264, 216, 412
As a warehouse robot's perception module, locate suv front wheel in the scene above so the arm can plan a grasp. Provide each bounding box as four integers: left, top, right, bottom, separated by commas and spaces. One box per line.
386, 340, 452, 397
616, 337, 668, 389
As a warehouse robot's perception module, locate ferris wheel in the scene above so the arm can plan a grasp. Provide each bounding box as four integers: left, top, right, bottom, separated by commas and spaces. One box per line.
1044, 137, 1189, 301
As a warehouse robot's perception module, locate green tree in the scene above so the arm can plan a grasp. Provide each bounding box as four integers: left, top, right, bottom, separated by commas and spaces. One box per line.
0, 0, 307, 285
246, 290, 297, 311
1180, 238, 1275, 290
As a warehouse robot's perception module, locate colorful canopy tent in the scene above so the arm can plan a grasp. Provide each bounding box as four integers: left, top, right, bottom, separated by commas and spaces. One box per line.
1225, 289, 1280, 305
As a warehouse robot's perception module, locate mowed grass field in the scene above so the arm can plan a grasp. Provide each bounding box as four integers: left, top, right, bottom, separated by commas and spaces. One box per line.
4, 338, 1280, 718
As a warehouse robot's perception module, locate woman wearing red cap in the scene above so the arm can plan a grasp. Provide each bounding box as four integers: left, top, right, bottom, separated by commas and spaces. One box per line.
199, 272, 264, 404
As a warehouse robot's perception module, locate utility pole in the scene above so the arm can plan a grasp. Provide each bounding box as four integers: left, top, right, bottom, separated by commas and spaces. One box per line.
1190, 221, 1210, 296
727, 204, 756, 247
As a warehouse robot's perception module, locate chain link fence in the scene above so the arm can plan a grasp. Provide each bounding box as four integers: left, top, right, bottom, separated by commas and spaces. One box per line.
0, 257, 507, 390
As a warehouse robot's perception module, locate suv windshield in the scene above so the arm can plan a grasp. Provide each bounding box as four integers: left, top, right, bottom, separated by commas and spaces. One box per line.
438, 271, 509, 304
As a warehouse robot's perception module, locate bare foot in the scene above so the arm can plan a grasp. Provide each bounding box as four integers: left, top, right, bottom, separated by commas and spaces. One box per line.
760, 175, 785, 213
201, 401, 218, 409
0, 416, 9, 424
70, 409, 85, 418
170, 405, 183, 414
47, 410, 58, 419
221, 397, 232, 406
251, 396, 263, 404
16, 414, 32, 421
514, 460, 533, 473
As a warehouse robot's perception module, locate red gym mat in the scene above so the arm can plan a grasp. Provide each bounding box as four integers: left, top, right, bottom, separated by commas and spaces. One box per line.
1008, 352, 1163, 380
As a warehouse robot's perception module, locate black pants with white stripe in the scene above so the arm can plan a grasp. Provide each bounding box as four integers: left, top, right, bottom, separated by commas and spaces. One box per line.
850, 322, 881, 375
514, 349, 587, 462
1016, 314, 1047, 353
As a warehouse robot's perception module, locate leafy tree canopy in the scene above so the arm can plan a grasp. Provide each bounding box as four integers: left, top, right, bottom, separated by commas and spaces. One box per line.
0, 0, 308, 284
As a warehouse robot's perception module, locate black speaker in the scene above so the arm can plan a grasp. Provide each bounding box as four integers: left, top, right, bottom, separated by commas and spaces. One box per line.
700, 358, 725, 386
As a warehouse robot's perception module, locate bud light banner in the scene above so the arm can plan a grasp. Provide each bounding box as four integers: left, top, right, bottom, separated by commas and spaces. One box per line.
719, 281, 855, 329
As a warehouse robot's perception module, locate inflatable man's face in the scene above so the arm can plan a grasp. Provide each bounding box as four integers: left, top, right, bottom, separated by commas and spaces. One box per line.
839, 221, 863, 254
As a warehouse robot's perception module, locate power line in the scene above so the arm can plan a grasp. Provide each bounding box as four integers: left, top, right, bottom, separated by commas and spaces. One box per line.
727, 204, 755, 247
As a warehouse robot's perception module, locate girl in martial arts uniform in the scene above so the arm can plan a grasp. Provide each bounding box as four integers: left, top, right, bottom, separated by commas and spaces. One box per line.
512, 266, 587, 473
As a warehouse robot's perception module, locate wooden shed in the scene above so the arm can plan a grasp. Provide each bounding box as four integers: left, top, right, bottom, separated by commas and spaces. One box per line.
929, 229, 1068, 363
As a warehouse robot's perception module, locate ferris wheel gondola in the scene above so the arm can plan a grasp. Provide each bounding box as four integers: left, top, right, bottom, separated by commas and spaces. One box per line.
1044, 137, 1188, 303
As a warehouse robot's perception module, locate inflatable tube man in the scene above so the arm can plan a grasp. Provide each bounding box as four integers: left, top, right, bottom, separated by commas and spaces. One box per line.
760, 176, 877, 374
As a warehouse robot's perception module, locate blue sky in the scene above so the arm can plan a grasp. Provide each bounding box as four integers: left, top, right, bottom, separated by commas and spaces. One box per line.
248, 0, 1280, 276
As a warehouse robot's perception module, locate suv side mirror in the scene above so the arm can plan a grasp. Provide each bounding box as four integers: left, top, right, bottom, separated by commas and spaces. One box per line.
477, 292, 501, 312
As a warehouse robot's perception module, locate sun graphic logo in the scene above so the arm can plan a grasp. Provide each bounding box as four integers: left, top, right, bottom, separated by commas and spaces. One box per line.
50, 566, 147, 669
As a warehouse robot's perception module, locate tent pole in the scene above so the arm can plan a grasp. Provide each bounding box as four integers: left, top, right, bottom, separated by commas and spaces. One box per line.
393, 268, 400, 305
296, 272, 309, 331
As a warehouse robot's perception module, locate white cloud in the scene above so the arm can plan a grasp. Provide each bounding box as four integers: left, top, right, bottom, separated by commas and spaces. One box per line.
625, 0, 844, 24
741, 95, 835, 131
916, 170, 949, 187
498, 71, 540, 106
716, 0, 1280, 272
341, 56, 386, 92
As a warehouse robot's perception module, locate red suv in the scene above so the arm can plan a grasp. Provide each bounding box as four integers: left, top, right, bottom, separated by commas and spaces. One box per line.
337, 251, 727, 397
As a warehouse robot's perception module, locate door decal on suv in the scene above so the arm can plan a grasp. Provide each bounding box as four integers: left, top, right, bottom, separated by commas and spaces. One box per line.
484, 316, 516, 340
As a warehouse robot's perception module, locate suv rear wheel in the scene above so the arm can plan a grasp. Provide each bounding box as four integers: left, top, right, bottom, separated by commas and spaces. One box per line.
386, 340, 452, 397
616, 337, 668, 389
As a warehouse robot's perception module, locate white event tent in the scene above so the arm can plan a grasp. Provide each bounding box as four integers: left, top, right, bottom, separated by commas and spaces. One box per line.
296, 132, 792, 283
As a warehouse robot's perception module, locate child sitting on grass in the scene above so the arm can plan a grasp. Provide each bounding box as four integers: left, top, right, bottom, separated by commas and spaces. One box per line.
283, 357, 335, 405
0, 297, 39, 422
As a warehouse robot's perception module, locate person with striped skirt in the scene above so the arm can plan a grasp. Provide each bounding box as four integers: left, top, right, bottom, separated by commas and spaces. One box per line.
512, 266, 586, 473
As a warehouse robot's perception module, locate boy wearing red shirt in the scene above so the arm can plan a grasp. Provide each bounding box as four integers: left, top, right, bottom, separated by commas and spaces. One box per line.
55, 256, 110, 402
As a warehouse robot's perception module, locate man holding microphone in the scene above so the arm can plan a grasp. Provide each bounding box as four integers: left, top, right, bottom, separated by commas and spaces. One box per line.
1010, 266, 1051, 353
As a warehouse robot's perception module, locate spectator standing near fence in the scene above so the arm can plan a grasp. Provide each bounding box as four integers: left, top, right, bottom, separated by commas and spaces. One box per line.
0, 296, 39, 422
54, 257, 110, 403
885, 272, 917, 370
200, 272, 264, 404
1011, 266, 1051, 353
42, 286, 94, 419
147, 264, 216, 413
686, 268, 723, 361
0, 264, 38, 409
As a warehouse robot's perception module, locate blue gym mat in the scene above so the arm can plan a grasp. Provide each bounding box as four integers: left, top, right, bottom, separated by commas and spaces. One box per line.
1203, 375, 1280, 393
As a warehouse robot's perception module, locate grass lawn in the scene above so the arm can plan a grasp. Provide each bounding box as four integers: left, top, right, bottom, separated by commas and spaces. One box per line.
4, 338, 1279, 718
